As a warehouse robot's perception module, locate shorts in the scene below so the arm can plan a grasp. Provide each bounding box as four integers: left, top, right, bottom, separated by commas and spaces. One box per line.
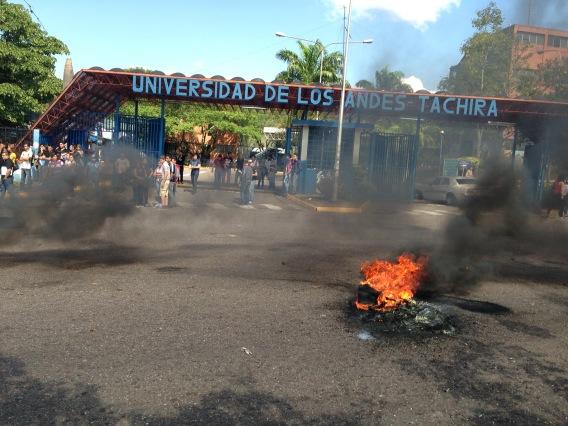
159, 179, 169, 197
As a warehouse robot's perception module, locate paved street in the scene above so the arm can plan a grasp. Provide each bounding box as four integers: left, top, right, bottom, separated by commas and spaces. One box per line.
1, 188, 567, 425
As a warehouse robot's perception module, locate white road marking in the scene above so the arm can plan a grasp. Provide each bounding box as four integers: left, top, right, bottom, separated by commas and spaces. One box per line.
433, 209, 460, 215
410, 209, 444, 216
207, 203, 228, 209
239, 204, 255, 209
260, 204, 282, 210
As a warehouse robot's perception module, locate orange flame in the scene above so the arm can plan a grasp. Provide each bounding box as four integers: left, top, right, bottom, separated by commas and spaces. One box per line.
355, 253, 427, 312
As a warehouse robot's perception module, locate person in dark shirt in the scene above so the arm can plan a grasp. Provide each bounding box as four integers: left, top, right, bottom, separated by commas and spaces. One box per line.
0, 151, 15, 198
189, 154, 201, 193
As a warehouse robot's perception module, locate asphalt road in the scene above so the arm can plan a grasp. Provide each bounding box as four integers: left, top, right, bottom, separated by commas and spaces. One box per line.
1, 187, 567, 425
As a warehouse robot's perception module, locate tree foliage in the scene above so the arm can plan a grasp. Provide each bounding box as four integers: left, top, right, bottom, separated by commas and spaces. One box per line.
438, 1, 517, 97
537, 57, 568, 102
275, 40, 343, 84
0, 0, 68, 126
356, 66, 412, 92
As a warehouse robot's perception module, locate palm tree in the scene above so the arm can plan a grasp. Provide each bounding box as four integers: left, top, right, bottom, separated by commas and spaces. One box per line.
275, 40, 343, 85
356, 66, 413, 92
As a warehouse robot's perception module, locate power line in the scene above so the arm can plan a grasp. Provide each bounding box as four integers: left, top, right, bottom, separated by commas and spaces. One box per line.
22, 0, 46, 31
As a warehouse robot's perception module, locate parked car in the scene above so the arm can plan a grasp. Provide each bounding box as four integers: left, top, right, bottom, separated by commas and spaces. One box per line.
415, 176, 478, 205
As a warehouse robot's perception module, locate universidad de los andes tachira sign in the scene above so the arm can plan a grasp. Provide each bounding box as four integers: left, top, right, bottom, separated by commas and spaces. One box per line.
132, 75, 499, 118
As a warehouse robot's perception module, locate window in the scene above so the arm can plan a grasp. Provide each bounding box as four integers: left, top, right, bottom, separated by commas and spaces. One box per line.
548, 35, 568, 48
440, 178, 450, 186
456, 179, 478, 185
516, 31, 545, 45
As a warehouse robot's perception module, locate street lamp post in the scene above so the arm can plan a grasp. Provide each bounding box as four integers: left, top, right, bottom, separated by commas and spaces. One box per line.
332, 0, 352, 202
275, 33, 372, 85
276, 3, 369, 200
439, 130, 445, 175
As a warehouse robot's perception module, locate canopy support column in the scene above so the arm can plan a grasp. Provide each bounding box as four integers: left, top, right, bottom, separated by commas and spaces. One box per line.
159, 98, 165, 155
113, 95, 121, 144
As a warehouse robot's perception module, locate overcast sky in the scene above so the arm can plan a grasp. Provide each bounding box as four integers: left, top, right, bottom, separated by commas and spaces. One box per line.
14, 0, 568, 91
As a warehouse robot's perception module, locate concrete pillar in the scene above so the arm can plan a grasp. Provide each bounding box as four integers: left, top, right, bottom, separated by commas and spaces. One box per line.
300, 125, 309, 160
352, 128, 362, 166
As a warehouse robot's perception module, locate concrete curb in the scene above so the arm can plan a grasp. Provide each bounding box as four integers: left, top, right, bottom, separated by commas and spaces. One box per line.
287, 194, 363, 214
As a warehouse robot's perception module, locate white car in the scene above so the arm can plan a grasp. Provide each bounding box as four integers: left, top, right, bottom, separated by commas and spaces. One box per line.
415, 176, 478, 205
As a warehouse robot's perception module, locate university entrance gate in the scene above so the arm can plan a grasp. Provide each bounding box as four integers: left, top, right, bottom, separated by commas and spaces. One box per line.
18, 68, 568, 203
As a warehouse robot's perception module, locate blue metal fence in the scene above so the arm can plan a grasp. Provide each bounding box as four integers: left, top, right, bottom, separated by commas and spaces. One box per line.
102, 114, 165, 159
365, 132, 419, 200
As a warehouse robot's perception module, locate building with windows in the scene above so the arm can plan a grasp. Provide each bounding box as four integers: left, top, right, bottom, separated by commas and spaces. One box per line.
510, 24, 568, 70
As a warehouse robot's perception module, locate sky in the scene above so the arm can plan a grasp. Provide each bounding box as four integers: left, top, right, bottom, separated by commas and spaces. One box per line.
13, 0, 568, 91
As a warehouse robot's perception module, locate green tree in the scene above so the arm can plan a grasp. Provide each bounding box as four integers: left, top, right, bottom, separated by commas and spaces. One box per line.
539, 57, 568, 102
275, 40, 343, 84
438, 1, 519, 97
0, 0, 68, 126
356, 66, 412, 92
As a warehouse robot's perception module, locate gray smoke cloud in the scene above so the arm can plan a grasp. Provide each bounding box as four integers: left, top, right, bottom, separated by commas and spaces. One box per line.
423, 139, 568, 294
507, 0, 568, 29
1, 146, 140, 242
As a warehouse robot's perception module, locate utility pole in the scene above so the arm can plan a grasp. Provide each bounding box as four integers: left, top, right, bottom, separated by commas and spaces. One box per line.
332, 0, 352, 202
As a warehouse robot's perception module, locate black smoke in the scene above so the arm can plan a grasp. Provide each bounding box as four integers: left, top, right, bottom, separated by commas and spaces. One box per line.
507, 0, 568, 30
1, 146, 141, 242
423, 151, 568, 293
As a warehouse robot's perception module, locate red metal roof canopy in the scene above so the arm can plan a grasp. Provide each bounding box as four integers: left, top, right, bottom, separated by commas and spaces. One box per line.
24, 68, 568, 144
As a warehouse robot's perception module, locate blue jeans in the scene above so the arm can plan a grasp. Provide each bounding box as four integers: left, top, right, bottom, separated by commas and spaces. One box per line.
20, 168, 32, 187
248, 181, 255, 203
191, 169, 199, 192
0, 177, 13, 197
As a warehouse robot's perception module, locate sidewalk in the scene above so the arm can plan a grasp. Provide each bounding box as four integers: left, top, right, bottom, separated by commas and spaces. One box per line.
180, 167, 364, 213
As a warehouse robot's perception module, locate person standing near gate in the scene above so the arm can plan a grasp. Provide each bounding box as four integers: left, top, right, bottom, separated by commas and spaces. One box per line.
18, 143, 33, 187
240, 159, 254, 204
0, 150, 15, 198
190, 154, 201, 193
235, 154, 244, 186
159, 156, 171, 208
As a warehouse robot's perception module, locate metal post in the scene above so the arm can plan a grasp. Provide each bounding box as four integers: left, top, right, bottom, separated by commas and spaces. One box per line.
409, 117, 422, 201
332, 0, 352, 202
439, 130, 444, 175
285, 127, 292, 155
113, 95, 121, 144
511, 126, 518, 169
134, 100, 139, 150
159, 98, 165, 155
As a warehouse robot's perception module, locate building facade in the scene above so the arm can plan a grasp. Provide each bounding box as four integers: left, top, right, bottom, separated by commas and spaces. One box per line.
510, 24, 568, 70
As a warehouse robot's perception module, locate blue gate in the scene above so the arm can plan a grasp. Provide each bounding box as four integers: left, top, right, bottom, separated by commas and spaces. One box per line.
365, 132, 419, 200
102, 114, 164, 159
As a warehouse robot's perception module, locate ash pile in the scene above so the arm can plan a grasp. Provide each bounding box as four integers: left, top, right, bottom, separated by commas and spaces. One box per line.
352, 254, 457, 336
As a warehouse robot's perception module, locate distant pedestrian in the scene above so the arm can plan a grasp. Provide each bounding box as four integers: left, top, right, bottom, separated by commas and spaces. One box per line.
0, 150, 15, 198
283, 154, 292, 195
290, 154, 300, 194
18, 143, 33, 187
235, 155, 244, 186
267, 156, 276, 190
241, 159, 254, 204
168, 156, 178, 207
153, 158, 164, 203
257, 156, 267, 188
548, 176, 564, 218
190, 154, 201, 193
159, 156, 171, 208
561, 177, 568, 218
214, 154, 224, 188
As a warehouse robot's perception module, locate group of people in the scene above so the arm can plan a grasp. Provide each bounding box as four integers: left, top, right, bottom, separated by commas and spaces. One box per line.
240, 153, 300, 204
1, 139, 303, 209
212, 153, 281, 190
0, 141, 97, 196
548, 175, 568, 218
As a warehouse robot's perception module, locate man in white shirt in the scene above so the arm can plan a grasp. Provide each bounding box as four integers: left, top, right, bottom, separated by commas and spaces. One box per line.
159, 156, 171, 208
18, 144, 33, 187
